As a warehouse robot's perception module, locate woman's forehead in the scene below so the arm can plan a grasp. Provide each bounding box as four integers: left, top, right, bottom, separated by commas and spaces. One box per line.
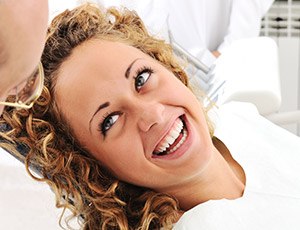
65, 40, 144, 67
58, 41, 134, 82
54, 40, 149, 108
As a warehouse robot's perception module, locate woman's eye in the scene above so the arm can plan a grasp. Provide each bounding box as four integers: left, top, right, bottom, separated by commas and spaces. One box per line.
100, 113, 119, 136
134, 69, 152, 92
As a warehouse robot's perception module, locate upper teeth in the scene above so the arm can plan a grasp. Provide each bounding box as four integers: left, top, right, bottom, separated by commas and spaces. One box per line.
155, 118, 184, 153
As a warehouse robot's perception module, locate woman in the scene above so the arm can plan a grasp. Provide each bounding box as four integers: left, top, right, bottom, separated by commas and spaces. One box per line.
1, 3, 299, 230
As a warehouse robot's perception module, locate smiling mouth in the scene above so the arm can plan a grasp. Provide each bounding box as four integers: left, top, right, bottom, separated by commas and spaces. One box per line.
153, 116, 188, 157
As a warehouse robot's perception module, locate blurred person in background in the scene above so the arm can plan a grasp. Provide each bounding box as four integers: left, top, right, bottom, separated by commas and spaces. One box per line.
100, 0, 274, 67
0, 0, 48, 115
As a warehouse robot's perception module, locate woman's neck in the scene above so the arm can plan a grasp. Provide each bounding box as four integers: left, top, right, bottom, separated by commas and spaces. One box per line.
170, 138, 246, 211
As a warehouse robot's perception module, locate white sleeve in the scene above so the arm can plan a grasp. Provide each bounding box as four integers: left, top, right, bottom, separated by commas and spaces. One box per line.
217, 0, 274, 52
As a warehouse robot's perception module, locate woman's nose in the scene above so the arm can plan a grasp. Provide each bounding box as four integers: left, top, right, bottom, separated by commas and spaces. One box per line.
137, 102, 164, 132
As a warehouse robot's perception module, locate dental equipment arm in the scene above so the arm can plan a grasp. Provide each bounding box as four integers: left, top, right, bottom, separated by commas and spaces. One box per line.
171, 35, 282, 116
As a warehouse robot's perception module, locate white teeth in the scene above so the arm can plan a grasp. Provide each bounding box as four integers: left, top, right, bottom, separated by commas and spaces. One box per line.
170, 129, 179, 138
158, 146, 167, 152
166, 135, 175, 146
177, 119, 183, 130
154, 117, 187, 154
167, 129, 187, 154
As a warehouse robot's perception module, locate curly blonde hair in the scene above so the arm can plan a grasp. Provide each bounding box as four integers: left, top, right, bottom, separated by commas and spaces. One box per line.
0, 3, 211, 229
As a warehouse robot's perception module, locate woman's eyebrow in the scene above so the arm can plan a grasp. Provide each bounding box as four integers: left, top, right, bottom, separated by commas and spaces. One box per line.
89, 101, 110, 132
125, 58, 141, 79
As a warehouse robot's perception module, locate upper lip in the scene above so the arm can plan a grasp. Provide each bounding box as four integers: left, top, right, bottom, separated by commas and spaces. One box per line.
150, 113, 184, 156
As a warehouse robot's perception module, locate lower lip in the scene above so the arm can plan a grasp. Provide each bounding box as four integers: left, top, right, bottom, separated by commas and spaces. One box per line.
152, 116, 193, 160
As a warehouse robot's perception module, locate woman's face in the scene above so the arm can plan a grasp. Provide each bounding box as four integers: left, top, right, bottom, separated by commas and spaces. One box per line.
55, 39, 215, 193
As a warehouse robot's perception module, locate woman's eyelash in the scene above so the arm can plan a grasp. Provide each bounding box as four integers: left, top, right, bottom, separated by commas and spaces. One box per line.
135, 66, 154, 77
98, 111, 121, 137
134, 66, 154, 92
